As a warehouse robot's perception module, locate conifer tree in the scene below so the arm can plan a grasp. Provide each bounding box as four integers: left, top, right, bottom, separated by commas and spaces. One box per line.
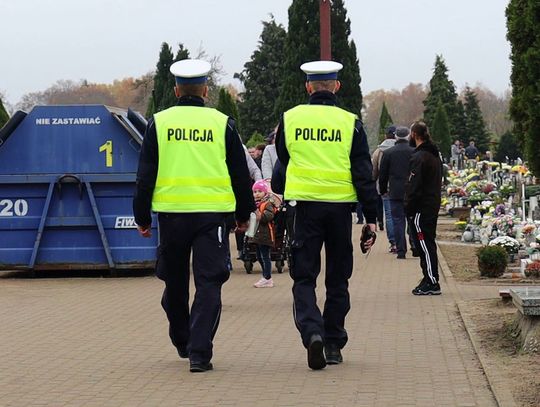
378, 101, 393, 143
236, 18, 287, 138
495, 132, 522, 163
454, 100, 467, 143
431, 101, 452, 161
423, 55, 459, 135
0, 96, 9, 128
216, 87, 239, 126
506, 0, 540, 176
463, 86, 490, 153
275, 0, 363, 117
146, 43, 190, 117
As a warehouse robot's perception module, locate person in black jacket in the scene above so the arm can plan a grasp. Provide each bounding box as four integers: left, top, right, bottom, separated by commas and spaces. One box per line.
405, 122, 442, 295
379, 126, 418, 259
133, 59, 255, 372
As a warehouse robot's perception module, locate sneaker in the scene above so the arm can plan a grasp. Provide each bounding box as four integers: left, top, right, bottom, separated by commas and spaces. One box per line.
378, 222, 384, 231
253, 277, 274, 288
411, 249, 421, 257
389, 245, 397, 254
397, 254, 406, 259
412, 281, 441, 296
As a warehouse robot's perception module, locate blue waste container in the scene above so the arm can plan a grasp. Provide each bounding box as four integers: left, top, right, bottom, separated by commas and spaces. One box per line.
0, 105, 157, 273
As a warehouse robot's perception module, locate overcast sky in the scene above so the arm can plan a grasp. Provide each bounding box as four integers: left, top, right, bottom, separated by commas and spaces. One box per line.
1, 0, 511, 106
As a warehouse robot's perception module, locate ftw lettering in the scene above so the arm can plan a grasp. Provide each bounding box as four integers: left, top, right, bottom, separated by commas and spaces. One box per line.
114, 217, 137, 229
167, 128, 214, 142
295, 128, 342, 142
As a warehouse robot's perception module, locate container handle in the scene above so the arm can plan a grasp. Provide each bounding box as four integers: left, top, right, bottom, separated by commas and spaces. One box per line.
56, 174, 83, 200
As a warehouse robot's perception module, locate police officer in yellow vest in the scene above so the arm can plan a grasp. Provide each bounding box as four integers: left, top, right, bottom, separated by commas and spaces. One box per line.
275, 61, 378, 370
133, 59, 255, 373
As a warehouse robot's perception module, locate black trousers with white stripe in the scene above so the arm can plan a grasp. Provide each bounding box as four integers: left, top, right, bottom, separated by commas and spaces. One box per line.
409, 212, 439, 284
156, 213, 230, 364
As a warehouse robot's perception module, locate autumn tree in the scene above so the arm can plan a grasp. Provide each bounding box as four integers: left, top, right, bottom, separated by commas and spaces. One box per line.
236, 17, 287, 140
378, 101, 393, 142
431, 101, 452, 160
463, 86, 490, 152
506, 0, 540, 175
275, 0, 363, 116
423, 55, 460, 136
0, 96, 9, 128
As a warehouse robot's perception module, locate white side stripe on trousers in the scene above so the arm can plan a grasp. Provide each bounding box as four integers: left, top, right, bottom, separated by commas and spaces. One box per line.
414, 213, 436, 284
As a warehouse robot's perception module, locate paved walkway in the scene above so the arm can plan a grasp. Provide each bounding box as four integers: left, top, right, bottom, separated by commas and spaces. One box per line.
0, 226, 499, 406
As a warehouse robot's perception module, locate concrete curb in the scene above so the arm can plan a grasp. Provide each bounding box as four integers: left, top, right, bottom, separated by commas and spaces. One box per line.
438, 242, 518, 407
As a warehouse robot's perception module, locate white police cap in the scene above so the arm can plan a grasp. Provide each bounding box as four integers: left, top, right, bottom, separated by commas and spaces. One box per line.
300, 60, 343, 81
170, 59, 211, 84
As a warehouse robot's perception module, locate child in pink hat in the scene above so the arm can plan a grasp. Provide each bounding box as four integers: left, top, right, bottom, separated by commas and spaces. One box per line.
249, 180, 276, 288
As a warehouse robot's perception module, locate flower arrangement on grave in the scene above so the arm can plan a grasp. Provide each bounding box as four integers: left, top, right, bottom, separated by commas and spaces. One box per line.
499, 184, 515, 198
525, 261, 540, 278
488, 236, 520, 254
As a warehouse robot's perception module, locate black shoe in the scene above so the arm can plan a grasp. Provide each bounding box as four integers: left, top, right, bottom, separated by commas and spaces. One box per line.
189, 362, 213, 372
411, 249, 421, 257
307, 334, 326, 370
397, 254, 406, 259
177, 347, 188, 359
412, 281, 441, 296
378, 222, 384, 231
324, 344, 343, 365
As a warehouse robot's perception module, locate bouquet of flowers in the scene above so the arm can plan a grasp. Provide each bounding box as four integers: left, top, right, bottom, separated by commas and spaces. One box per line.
493, 214, 517, 237
488, 236, 520, 254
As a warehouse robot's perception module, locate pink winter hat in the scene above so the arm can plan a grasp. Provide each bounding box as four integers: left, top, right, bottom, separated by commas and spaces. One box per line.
252, 180, 269, 193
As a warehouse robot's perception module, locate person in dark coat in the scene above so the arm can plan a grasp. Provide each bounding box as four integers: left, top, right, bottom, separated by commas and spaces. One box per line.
379, 126, 418, 259
405, 121, 442, 295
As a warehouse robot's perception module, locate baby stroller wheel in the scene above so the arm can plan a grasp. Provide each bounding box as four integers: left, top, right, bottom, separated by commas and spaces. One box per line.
275, 260, 284, 273
244, 260, 253, 274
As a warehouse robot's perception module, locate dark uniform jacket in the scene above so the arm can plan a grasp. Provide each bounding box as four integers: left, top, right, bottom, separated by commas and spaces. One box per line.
404, 140, 442, 217
378, 139, 415, 200
275, 91, 378, 223
133, 96, 254, 226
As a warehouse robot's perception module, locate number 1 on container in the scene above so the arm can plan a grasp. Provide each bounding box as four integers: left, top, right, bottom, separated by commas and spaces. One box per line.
99, 140, 113, 167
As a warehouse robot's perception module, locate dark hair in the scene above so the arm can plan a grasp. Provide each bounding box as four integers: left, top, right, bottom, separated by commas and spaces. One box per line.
255, 143, 266, 152
178, 83, 206, 97
410, 121, 431, 142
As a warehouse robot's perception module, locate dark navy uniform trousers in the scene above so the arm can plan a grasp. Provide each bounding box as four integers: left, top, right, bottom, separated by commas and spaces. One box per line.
156, 212, 230, 364
290, 201, 354, 349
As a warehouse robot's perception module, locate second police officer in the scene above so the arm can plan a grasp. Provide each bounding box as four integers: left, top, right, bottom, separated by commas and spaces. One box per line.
133, 59, 254, 373
275, 60, 378, 370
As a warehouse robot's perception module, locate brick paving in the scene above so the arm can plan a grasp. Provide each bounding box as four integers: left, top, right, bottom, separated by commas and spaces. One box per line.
0, 225, 499, 406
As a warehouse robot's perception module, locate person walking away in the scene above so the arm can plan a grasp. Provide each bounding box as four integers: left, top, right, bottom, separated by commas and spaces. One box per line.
464, 140, 479, 168
276, 60, 377, 370
450, 140, 462, 169
405, 121, 442, 295
379, 126, 418, 259
249, 180, 277, 288
262, 130, 278, 180
133, 59, 255, 373
371, 125, 396, 252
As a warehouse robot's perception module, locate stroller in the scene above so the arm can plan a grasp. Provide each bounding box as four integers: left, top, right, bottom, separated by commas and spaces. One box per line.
241, 203, 293, 274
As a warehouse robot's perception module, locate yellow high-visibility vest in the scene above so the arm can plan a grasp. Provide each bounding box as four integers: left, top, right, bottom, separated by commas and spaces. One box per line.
151, 106, 235, 213
284, 104, 358, 202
